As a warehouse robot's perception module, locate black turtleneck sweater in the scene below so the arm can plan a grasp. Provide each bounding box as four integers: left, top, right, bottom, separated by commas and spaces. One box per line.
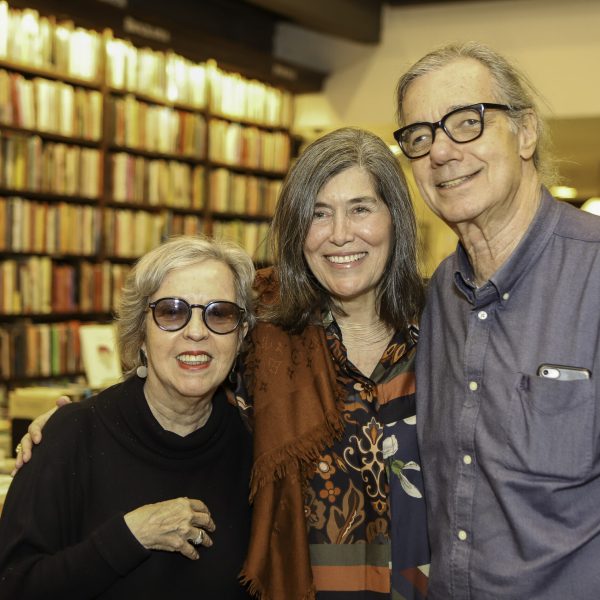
0, 376, 252, 599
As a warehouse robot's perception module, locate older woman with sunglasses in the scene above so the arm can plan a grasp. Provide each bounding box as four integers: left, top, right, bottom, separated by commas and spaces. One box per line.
0, 236, 255, 598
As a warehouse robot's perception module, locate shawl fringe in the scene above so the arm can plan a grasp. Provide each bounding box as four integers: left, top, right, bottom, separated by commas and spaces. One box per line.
239, 572, 317, 600
249, 409, 344, 500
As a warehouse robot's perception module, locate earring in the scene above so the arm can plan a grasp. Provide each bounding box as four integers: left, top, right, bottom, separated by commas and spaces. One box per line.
136, 349, 148, 379
228, 363, 238, 387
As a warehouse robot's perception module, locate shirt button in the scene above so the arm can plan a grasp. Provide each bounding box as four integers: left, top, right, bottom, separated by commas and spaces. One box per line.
477, 310, 488, 320
458, 529, 468, 541
469, 381, 478, 391
503, 292, 510, 300
463, 454, 472, 465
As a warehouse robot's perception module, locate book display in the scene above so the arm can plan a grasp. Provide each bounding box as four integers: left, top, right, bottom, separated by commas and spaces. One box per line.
0, 1, 294, 410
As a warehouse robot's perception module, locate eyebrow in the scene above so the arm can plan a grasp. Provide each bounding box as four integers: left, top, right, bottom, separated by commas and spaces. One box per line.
448, 103, 471, 112
313, 196, 379, 207
405, 103, 475, 125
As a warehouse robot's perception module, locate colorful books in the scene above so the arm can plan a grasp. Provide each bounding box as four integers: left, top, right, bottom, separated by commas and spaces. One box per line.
1, 320, 85, 379
0, 0, 294, 392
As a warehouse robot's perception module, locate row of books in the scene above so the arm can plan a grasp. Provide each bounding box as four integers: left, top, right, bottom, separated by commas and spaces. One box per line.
212, 220, 271, 264
104, 210, 264, 258
103, 208, 164, 259
0, 3, 101, 80
106, 37, 207, 108
111, 153, 205, 208
208, 63, 293, 128
209, 168, 281, 216
0, 133, 101, 198
163, 213, 205, 238
208, 120, 291, 173
0, 255, 51, 314
0, 256, 129, 315
0, 4, 292, 126
65, 261, 129, 314
102, 210, 271, 260
0, 320, 84, 379
0, 69, 102, 140
0, 196, 101, 255
0, 191, 272, 260
110, 94, 206, 157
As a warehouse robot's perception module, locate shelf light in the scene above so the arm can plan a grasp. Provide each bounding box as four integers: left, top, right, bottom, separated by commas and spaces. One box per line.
581, 197, 600, 216
550, 185, 578, 199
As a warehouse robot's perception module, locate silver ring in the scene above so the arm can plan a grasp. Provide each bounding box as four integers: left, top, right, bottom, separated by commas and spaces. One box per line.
193, 530, 204, 545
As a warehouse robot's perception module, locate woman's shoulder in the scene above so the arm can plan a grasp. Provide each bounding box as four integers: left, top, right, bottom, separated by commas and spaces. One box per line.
44, 380, 129, 442
25, 400, 95, 468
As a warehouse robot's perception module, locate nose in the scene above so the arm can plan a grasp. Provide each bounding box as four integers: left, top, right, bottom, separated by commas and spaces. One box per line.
428, 127, 461, 165
183, 307, 210, 340
329, 212, 353, 246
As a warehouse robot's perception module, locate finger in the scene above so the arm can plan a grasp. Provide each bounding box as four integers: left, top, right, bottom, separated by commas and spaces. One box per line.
28, 406, 58, 444
187, 498, 210, 513
56, 395, 72, 407
19, 434, 34, 463
179, 540, 200, 561
188, 527, 213, 548
186, 498, 215, 531
191, 511, 216, 532
14, 446, 24, 469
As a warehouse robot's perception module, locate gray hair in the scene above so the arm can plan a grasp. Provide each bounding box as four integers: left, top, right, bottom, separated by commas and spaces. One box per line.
117, 235, 256, 375
396, 41, 557, 186
268, 127, 425, 334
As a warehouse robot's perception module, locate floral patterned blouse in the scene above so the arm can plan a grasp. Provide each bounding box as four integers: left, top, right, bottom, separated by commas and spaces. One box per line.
305, 316, 430, 599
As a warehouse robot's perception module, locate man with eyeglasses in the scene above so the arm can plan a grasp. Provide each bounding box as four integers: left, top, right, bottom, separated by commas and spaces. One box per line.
395, 42, 600, 599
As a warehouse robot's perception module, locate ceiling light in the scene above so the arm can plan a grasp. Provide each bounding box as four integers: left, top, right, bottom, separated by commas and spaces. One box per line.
550, 186, 578, 199
581, 197, 600, 216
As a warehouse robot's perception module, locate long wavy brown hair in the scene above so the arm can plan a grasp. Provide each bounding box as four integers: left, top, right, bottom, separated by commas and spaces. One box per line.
267, 127, 425, 335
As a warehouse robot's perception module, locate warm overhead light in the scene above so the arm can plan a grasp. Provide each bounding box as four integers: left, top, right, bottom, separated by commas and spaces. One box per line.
389, 144, 401, 156
550, 185, 578, 199
581, 197, 600, 216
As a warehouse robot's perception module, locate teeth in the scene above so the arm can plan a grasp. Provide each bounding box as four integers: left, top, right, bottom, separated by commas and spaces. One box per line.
439, 174, 472, 188
177, 353, 210, 365
326, 253, 366, 264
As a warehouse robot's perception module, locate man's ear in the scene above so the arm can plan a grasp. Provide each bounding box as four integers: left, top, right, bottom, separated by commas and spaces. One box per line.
518, 110, 538, 160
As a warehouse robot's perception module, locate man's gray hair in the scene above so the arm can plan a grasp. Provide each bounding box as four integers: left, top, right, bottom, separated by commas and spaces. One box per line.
396, 41, 557, 186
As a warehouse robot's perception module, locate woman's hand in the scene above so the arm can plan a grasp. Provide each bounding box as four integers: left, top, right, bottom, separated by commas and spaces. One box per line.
124, 497, 216, 560
11, 395, 72, 475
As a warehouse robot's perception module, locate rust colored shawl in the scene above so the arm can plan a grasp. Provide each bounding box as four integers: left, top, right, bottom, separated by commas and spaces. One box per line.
240, 267, 345, 599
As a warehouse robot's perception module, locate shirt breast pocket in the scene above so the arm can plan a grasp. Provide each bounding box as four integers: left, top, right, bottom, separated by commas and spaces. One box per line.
503, 373, 595, 480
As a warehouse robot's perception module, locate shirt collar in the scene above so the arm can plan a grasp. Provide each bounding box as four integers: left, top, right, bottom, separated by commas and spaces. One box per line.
453, 187, 561, 306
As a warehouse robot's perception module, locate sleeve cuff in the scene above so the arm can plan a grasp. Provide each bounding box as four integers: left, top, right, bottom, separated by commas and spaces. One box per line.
91, 513, 150, 576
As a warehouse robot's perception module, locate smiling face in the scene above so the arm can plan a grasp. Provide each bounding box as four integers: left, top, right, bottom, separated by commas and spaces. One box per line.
303, 165, 392, 306
401, 58, 537, 229
142, 259, 246, 407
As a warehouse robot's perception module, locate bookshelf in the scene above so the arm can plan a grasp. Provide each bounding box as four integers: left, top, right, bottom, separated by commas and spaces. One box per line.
0, 1, 294, 407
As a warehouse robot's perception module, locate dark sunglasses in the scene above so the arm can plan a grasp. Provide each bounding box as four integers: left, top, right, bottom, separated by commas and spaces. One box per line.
148, 297, 245, 335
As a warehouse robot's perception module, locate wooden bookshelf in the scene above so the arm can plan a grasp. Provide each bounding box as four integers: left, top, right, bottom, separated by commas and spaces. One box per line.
0, 0, 293, 398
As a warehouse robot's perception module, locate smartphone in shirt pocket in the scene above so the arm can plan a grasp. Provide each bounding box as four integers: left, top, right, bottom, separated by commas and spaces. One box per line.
537, 363, 591, 381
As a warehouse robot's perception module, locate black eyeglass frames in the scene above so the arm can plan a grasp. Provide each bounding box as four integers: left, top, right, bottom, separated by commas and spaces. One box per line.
393, 102, 511, 159
148, 297, 245, 335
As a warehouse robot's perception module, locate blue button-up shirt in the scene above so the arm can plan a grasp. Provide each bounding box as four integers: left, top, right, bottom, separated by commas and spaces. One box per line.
416, 189, 600, 599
